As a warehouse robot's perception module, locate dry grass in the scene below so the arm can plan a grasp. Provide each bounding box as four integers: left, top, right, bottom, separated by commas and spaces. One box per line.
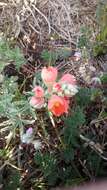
0, 0, 97, 44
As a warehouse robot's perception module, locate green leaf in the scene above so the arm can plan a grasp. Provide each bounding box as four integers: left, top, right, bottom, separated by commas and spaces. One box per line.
41, 50, 58, 63
35, 152, 58, 186
87, 152, 101, 176
0, 39, 25, 71
76, 88, 91, 108
93, 3, 107, 56
65, 107, 86, 128
4, 169, 21, 190
62, 148, 74, 163
90, 88, 103, 101
64, 107, 86, 145
77, 26, 92, 49
41, 48, 71, 63
0, 61, 10, 73
56, 48, 71, 59
100, 74, 107, 84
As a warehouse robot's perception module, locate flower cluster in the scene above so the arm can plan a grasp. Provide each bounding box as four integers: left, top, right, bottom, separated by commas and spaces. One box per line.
30, 66, 78, 116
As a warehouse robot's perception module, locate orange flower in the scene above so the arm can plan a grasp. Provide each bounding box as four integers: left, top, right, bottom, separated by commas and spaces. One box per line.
32, 86, 44, 98
48, 95, 69, 116
30, 96, 44, 109
41, 66, 58, 86
60, 74, 76, 85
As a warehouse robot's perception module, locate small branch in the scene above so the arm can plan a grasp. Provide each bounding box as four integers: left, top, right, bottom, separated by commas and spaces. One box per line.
0, 161, 21, 172
80, 134, 107, 161
80, 134, 103, 154
31, 4, 51, 34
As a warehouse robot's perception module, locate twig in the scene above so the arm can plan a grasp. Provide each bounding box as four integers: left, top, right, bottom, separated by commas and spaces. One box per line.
0, 2, 7, 6
80, 134, 103, 154
80, 134, 107, 161
0, 161, 21, 172
31, 4, 51, 34
79, 159, 92, 179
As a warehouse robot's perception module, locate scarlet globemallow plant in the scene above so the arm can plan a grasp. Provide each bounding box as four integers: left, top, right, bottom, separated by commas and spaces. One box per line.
29, 96, 45, 109
48, 95, 69, 117
41, 66, 58, 87
32, 86, 44, 98
60, 73, 76, 85
29, 66, 78, 116
29, 85, 45, 108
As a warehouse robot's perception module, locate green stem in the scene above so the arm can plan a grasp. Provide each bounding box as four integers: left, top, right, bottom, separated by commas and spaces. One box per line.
49, 112, 65, 149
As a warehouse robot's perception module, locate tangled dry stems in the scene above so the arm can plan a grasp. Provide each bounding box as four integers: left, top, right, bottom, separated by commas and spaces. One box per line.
0, 0, 97, 44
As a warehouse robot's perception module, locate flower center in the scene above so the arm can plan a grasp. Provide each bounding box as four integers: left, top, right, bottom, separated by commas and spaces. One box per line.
54, 102, 60, 107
